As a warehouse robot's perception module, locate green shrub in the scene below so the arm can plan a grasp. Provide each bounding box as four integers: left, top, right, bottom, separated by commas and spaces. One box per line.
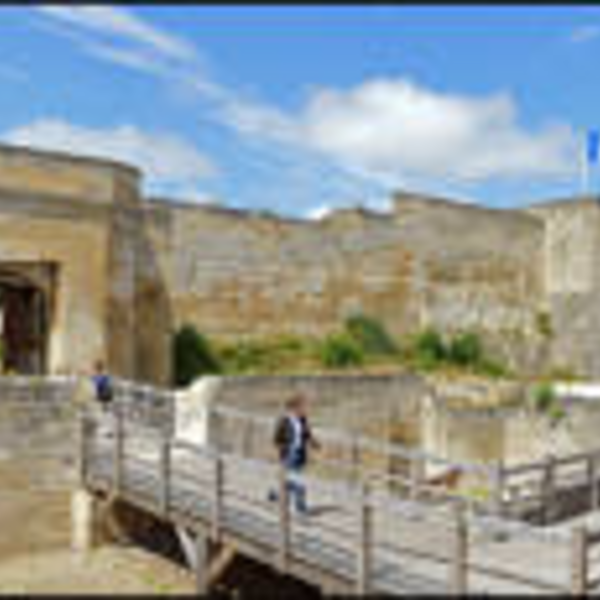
172, 325, 221, 387
344, 314, 398, 356
319, 333, 366, 369
532, 382, 555, 413
548, 403, 567, 428
448, 332, 484, 367
412, 328, 448, 368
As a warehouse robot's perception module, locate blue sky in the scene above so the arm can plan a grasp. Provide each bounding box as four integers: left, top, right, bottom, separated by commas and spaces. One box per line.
0, 6, 599, 217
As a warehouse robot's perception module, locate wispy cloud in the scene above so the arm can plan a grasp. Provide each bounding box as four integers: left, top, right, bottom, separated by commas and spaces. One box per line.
37, 6, 196, 62
569, 25, 600, 44
2, 119, 217, 199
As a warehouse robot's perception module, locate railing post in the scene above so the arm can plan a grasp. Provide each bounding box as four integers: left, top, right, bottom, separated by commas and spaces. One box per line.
78, 410, 91, 486
113, 403, 125, 495
351, 436, 360, 484
449, 503, 469, 594
212, 453, 224, 543
543, 455, 556, 524
277, 463, 290, 572
588, 454, 599, 511
242, 419, 252, 458
410, 455, 424, 500
570, 525, 588, 595
356, 482, 372, 594
490, 461, 504, 516
159, 434, 171, 516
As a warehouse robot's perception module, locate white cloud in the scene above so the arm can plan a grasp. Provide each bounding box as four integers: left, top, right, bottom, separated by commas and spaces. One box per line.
570, 25, 600, 44
263, 78, 577, 186
36, 6, 195, 63
3, 119, 217, 197
306, 204, 334, 221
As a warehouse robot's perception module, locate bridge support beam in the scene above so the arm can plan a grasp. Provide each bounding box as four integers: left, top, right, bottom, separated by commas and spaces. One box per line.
71, 488, 101, 553
195, 529, 211, 593
176, 525, 229, 593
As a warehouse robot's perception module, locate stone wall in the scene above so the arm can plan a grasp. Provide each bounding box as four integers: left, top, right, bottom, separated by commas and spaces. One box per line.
423, 389, 600, 468
146, 193, 547, 374
0, 377, 81, 558
526, 199, 600, 377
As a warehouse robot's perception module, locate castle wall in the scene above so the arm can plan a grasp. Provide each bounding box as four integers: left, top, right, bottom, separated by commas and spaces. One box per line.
2, 143, 599, 382
0, 145, 143, 380
146, 194, 546, 373
526, 200, 600, 377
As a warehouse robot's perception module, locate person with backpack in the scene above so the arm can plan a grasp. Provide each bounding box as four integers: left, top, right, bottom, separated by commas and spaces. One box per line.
92, 360, 113, 410
270, 393, 320, 514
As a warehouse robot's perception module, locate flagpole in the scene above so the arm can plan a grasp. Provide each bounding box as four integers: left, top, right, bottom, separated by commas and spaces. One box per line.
582, 130, 590, 197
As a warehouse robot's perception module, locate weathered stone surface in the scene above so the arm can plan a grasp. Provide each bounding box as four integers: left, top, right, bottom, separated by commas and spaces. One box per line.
1, 142, 600, 381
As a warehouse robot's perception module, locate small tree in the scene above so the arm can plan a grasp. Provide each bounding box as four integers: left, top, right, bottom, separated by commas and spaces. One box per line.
172, 325, 221, 387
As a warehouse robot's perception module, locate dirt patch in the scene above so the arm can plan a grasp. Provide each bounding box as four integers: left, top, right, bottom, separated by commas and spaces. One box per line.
0, 460, 72, 560
0, 546, 195, 594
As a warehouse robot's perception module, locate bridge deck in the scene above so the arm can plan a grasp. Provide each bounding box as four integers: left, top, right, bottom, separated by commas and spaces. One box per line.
80, 411, 587, 595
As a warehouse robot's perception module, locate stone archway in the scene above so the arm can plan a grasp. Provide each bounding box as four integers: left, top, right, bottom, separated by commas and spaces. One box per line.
0, 263, 56, 375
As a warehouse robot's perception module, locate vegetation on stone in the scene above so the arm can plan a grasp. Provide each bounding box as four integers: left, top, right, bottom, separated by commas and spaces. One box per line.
447, 332, 483, 366
318, 332, 366, 368
532, 382, 555, 413
410, 328, 448, 369
535, 311, 554, 339
343, 313, 399, 357
531, 381, 567, 427
170, 319, 510, 383
172, 325, 221, 386
216, 336, 316, 374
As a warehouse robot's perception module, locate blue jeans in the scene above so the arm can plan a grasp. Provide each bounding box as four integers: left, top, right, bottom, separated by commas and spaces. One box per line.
284, 452, 307, 513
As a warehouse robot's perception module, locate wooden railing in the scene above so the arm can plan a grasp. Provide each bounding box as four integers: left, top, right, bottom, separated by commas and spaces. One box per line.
80, 406, 594, 595
207, 403, 496, 512
496, 449, 600, 523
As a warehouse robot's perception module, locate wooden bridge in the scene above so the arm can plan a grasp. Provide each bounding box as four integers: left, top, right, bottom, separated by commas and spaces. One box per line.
73, 379, 600, 596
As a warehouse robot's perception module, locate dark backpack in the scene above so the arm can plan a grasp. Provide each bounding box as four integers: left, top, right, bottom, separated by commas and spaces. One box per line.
95, 375, 113, 403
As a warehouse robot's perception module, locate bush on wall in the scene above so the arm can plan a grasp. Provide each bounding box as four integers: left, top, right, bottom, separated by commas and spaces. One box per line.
172, 324, 221, 387
319, 333, 366, 369
344, 313, 398, 357
411, 328, 448, 369
447, 331, 484, 367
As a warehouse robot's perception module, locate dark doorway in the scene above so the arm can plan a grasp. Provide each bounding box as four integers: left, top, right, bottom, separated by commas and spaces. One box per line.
0, 265, 54, 375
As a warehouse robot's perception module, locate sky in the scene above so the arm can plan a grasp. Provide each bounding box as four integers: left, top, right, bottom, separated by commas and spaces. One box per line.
0, 5, 599, 218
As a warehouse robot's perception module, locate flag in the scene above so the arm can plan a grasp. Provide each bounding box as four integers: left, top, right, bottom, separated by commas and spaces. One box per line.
588, 129, 600, 165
